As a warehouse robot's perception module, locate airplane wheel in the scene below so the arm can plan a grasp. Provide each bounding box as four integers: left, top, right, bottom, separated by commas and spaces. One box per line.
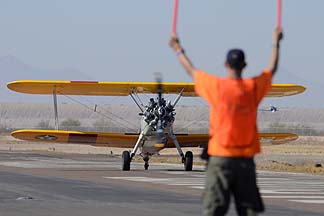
122, 151, 131, 171
184, 151, 193, 171
144, 163, 149, 170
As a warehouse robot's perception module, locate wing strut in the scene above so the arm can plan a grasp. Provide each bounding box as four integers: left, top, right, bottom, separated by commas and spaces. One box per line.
53, 86, 59, 130
172, 88, 184, 107
130, 92, 144, 113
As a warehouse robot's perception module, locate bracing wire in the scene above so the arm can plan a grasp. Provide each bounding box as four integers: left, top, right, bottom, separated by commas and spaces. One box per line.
133, 91, 145, 108
176, 112, 209, 132
175, 97, 209, 132
62, 94, 138, 132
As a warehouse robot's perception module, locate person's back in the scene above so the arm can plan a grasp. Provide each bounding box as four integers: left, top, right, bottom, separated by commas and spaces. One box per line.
194, 64, 272, 215
195, 65, 272, 158
169, 28, 283, 215
213, 77, 258, 148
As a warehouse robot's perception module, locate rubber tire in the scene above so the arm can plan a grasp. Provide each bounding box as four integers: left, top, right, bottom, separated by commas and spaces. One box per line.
122, 151, 131, 171
184, 151, 193, 171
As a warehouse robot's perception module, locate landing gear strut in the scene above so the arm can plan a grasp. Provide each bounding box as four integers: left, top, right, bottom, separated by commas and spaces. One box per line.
169, 129, 193, 171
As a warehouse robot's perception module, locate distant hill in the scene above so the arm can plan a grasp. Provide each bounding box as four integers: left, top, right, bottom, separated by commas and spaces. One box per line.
0, 55, 93, 102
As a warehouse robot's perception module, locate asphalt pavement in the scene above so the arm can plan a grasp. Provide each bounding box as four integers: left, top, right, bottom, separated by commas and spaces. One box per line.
0, 151, 323, 216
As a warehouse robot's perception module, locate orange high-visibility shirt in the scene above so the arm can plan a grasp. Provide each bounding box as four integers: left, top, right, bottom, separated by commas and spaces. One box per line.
194, 69, 272, 157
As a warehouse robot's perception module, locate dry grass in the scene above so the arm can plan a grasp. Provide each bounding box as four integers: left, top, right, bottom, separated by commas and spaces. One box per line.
261, 137, 324, 155
257, 164, 324, 174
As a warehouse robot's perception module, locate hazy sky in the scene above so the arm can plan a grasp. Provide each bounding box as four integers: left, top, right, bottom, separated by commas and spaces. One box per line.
0, 0, 323, 107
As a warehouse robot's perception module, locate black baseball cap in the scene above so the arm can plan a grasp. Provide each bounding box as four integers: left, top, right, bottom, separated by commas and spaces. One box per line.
226, 49, 246, 69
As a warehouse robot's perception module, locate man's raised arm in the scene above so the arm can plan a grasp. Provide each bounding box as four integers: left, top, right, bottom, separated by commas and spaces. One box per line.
268, 28, 284, 76
169, 35, 197, 79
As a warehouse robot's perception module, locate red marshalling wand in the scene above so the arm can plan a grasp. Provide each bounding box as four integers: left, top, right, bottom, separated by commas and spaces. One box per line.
277, 0, 282, 28
172, 0, 179, 34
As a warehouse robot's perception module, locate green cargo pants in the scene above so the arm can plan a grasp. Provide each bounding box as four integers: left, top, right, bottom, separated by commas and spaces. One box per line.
203, 156, 264, 216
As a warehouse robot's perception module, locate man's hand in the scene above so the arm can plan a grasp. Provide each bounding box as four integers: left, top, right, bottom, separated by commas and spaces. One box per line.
268, 28, 284, 76
168, 34, 196, 79
273, 28, 283, 46
169, 35, 182, 52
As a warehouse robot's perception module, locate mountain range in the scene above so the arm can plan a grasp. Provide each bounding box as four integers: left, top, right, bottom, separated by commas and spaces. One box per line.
0, 55, 90, 102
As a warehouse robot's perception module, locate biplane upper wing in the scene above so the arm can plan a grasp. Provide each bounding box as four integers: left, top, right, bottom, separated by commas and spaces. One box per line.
11, 130, 298, 147
7, 80, 306, 97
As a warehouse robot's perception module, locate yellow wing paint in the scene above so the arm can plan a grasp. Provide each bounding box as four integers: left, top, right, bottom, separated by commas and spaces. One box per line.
7, 80, 306, 97
267, 84, 306, 97
7, 80, 196, 96
165, 134, 210, 148
166, 133, 298, 147
259, 132, 298, 145
11, 130, 298, 147
11, 129, 139, 148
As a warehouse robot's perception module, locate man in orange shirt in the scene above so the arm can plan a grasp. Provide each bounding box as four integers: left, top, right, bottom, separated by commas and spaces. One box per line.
169, 28, 283, 216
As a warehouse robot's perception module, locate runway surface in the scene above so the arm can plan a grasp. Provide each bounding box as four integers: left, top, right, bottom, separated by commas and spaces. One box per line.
0, 151, 324, 216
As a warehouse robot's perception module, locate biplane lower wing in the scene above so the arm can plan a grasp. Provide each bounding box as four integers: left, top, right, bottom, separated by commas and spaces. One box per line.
7, 80, 306, 97
11, 130, 140, 148
11, 130, 298, 147
259, 132, 299, 145
11, 130, 209, 148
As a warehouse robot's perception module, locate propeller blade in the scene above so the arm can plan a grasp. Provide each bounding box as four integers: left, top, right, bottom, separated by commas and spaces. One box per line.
155, 73, 164, 146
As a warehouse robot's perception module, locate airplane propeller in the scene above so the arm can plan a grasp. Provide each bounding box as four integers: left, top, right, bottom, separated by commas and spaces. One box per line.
155, 73, 164, 146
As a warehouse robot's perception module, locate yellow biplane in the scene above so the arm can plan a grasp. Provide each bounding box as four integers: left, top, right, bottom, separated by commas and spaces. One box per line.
7, 80, 305, 171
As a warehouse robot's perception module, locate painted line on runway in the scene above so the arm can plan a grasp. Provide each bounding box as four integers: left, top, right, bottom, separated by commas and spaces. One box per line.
263, 196, 324, 199
104, 176, 205, 186
103, 171, 324, 205
290, 200, 324, 204
191, 186, 204, 190
261, 189, 324, 194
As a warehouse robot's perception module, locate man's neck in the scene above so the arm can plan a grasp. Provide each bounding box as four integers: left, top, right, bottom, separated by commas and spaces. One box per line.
228, 69, 242, 79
